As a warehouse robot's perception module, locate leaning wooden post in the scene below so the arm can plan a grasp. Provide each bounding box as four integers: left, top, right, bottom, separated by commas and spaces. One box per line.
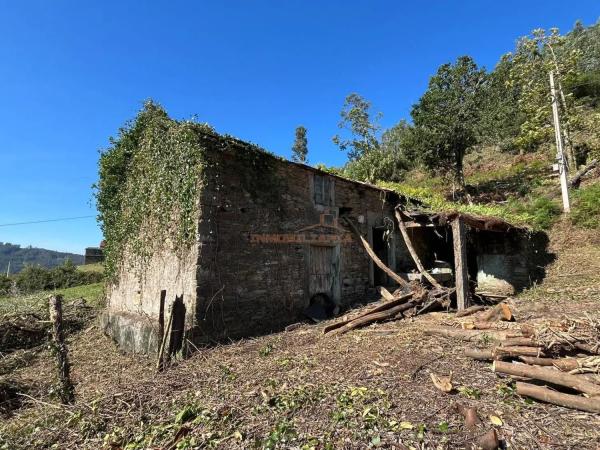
394, 209, 443, 290
49, 295, 75, 404
451, 216, 470, 310
342, 217, 410, 288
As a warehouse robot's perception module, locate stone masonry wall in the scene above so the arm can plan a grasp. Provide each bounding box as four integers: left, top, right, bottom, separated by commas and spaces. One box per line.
194, 143, 401, 342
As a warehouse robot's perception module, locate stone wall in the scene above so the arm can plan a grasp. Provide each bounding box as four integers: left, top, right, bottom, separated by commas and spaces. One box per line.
103, 244, 198, 354
194, 142, 402, 342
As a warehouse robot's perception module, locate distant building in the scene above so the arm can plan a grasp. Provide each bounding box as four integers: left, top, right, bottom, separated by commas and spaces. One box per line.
84, 247, 104, 265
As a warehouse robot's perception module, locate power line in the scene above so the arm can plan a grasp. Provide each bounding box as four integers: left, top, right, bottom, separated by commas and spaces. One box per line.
0, 215, 96, 227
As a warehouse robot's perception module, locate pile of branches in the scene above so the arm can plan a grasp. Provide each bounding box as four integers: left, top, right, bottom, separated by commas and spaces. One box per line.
323, 285, 453, 335
0, 298, 94, 354
427, 307, 600, 413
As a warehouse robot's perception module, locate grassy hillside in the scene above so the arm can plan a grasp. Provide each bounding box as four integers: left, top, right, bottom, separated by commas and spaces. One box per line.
0, 242, 84, 274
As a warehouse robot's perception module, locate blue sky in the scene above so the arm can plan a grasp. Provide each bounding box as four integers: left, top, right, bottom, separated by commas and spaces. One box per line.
1, 1, 599, 253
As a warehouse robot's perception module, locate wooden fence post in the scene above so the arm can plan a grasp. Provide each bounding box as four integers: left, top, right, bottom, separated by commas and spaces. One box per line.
451, 217, 470, 310
49, 295, 75, 404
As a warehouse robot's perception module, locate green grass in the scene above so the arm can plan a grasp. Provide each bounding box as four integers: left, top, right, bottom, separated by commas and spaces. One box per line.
0, 282, 105, 316
379, 181, 535, 227
571, 183, 600, 229
76, 263, 104, 274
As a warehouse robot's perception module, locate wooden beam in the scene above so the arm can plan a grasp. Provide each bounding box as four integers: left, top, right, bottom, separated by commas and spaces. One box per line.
394, 210, 443, 290
451, 216, 469, 310
342, 217, 409, 287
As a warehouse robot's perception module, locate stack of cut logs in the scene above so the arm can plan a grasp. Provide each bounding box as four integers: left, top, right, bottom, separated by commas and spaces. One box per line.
323, 286, 452, 335
425, 304, 600, 413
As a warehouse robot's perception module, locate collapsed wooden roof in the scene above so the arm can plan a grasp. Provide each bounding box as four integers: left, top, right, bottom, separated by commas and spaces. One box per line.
397, 209, 524, 233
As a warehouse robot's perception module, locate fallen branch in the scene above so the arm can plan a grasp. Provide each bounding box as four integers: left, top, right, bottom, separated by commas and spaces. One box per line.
493, 361, 600, 396
331, 300, 418, 335
394, 209, 443, 290
342, 217, 409, 287
322, 292, 414, 334
455, 305, 487, 318
569, 158, 598, 188
516, 382, 600, 413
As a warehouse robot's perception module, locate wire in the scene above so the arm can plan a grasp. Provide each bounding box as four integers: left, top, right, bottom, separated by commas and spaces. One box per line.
0, 215, 96, 227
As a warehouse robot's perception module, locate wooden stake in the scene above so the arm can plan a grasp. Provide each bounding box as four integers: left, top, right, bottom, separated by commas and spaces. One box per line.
157, 305, 174, 371
49, 295, 74, 404
451, 216, 469, 310
342, 217, 409, 287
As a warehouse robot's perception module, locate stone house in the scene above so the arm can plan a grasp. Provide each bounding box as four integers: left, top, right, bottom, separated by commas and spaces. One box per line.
102, 131, 550, 354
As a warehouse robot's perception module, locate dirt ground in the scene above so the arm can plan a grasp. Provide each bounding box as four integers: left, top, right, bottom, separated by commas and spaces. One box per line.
1, 220, 599, 449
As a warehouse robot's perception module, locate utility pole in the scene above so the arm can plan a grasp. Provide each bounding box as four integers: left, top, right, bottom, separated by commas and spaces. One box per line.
5, 260, 10, 277
550, 71, 570, 213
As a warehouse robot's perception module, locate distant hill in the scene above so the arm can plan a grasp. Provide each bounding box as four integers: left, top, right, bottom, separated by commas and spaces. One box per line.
0, 242, 84, 274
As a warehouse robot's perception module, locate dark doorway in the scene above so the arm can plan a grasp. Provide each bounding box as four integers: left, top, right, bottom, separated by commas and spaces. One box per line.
372, 227, 388, 286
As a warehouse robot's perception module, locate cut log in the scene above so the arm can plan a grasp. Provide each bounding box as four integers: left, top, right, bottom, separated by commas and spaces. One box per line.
455, 305, 486, 318
518, 356, 580, 371
466, 346, 544, 361
500, 337, 537, 347
516, 382, 600, 413
477, 303, 513, 322
342, 217, 409, 287
569, 158, 598, 188
465, 348, 494, 360
322, 292, 414, 334
494, 346, 545, 358
574, 342, 600, 355
332, 301, 418, 335
461, 321, 495, 330
394, 210, 443, 290
377, 286, 395, 301
493, 361, 600, 396
451, 216, 470, 310
424, 326, 517, 342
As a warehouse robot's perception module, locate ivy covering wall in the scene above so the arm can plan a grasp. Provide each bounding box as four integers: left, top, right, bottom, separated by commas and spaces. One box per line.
95, 101, 210, 280
95, 101, 283, 282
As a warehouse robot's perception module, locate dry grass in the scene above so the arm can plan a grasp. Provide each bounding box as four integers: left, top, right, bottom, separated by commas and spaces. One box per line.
1, 225, 600, 449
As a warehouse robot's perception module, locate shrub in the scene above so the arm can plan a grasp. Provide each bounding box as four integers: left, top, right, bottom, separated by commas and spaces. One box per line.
571, 183, 600, 229
13, 260, 104, 294
508, 196, 561, 230
0, 275, 12, 296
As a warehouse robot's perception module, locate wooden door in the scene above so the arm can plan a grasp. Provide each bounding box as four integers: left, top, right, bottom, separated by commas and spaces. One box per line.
308, 245, 340, 301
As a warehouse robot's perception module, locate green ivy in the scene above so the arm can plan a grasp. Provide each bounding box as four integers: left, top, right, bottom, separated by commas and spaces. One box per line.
94, 101, 211, 281
95, 101, 284, 282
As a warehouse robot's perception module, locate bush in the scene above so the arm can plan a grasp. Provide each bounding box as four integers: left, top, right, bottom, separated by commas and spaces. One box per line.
0, 275, 12, 296
509, 196, 561, 230
13, 260, 104, 294
571, 183, 600, 229
343, 149, 409, 183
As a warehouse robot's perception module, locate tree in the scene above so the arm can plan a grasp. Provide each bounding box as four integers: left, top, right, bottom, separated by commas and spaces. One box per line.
291, 126, 308, 163
333, 93, 381, 161
410, 56, 486, 189
506, 28, 580, 159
